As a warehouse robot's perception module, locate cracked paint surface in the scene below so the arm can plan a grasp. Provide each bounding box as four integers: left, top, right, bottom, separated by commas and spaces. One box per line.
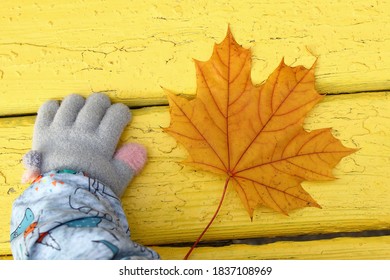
1, 92, 390, 248
0, 0, 390, 116
0, 0, 390, 260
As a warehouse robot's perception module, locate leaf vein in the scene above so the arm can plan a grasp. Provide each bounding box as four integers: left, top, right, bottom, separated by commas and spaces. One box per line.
169, 95, 228, 171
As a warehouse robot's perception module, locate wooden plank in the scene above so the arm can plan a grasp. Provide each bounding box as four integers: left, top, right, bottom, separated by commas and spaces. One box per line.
153, 236, 390, 260
1, 0, 390, 115
2, 236, 390, 260
1, 92, 389, 257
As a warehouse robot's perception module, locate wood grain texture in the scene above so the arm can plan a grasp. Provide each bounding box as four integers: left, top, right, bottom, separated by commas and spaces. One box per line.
1, 92, 389, 257
0, 0, 389, 116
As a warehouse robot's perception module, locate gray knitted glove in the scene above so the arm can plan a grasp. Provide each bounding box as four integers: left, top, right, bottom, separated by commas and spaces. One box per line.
22, 93, 147, 197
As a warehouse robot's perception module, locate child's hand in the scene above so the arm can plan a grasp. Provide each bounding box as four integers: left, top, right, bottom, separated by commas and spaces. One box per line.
22, 93, 146, 197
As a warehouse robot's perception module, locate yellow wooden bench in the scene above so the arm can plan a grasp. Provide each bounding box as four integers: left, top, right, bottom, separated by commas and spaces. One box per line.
1, 0, 390, 260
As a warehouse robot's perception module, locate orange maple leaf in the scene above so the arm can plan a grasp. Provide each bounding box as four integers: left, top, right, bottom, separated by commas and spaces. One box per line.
164, 28, 356, 258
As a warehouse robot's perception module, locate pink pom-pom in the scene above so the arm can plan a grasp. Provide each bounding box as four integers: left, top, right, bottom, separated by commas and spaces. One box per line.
21, 169, 41, 184
114, 143, 147, 174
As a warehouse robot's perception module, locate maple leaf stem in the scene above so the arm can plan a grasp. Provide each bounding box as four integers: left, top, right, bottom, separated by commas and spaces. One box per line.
184, 176, 231, 260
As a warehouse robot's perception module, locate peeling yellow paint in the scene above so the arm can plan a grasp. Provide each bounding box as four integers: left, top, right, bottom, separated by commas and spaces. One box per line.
0, 0, 390, 115
1, 0, 390, 259
1, 93, 390, 258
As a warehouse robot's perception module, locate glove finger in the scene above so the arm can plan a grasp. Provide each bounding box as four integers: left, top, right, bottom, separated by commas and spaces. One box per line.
111, 158, 134, 197
114, 143, 147, 174
52, 94, 85, 126
36, 100, 59, 127
74, 93, 111, 131
98, 103, 131, 144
